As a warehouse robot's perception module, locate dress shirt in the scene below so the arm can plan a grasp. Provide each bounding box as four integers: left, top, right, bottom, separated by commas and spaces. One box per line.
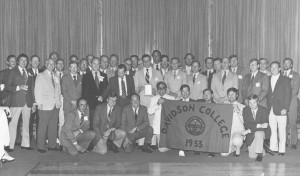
185, 66, 192, 75
182, 97, 190, 102
283, 69, 291, 76
100, 68, 107, 74
270, 74, 280, 92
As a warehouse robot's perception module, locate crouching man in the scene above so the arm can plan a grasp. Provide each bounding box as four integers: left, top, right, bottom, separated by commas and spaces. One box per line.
60, 97, 95, 156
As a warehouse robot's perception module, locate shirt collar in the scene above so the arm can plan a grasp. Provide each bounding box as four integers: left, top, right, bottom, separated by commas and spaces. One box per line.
77, 110, 83, 118
183, 98, 190, 102
252, 70, 258, 77
285, 69, 291, 76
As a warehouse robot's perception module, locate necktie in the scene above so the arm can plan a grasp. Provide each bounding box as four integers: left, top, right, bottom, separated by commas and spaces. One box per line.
121, 78, 126, 97
106, 108, 112, 129
73, 75, 77, 86
34, 69, 37, 76
156, 64, 159, 70
193, 74, 196, 83
173, 71, 176, 79
80, 113, 84, 125
22, 68, 27, 79
94, 72, 99, 89
251, 74, 254, 84
207, 71, 210, 78
252, 110, 256, 120
222, 71, 226, 85
145, 69, 150, 84
134, 108, 138, 123
284, 71, 287, 76
50, 72, 55, 87
60, 72, 62, 78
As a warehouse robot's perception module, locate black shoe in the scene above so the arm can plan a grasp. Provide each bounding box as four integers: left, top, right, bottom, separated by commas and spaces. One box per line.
141, 145, 153, 153
21, 146, 34, 150
291, 145, 297, 149
194, 151, 201, 155
108, 143, 120, 153
15, 142, 21, 146
278, 153, 285, 156
255, 154, 263, 162
86, 143, 94, 152
149, 145, 158, 151
59, 146, 63, 152
37, 149, 47, 153
233, 151, 240, 157
48, 147, 59, 151
264, 146, 275, 156
208, 153, 215, 157
5, 148, 13, 153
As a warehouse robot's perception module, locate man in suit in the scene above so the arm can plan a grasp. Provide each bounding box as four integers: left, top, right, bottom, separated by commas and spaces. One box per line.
213, 57, 222, 73
35, 58, 62, 153
259, 58, 271, 76
79, 58, 89, 76
86, 54, 94, 72
242, 94, 271, 162
134, 54, 163, 107
130, 55, 139, 74
187, 61, 207, 100
202, 57, 215, 89
60, 97, 95, 156
221, 88, 245, 157
267, 61, 292, 156
101, 64, 135, 108
211, 57, 238, 103
282, 58, 300, 149
152, 50, 162, 71
61, 61, 83, 136
107, 54, 119, 80
5, 54, 34, 151
99, 55, 109, 74
124, 58, 135, 77
82, 57, 108, 128
241, 58, 269, 108
121, 93, 153, 153
27, 55, 42, 144
92, 93, 125, 154
160, 55, 170, 79
164, 57, 187, 99
229, 55, 247, 102
181, 53, 194, 76
0, 55, 16, 105
148, 82, 175, 152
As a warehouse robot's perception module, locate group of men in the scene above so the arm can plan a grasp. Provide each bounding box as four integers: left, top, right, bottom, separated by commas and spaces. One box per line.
0, 50, 298, 162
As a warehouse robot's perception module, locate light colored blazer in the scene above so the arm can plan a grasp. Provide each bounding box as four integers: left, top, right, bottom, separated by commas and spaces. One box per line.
62, 73, 82, 113
187, 73, 208, 100
35, 70, 62, 110
211, 70, 238, 103
164, 69, 187, 97
134, 68, 163, 107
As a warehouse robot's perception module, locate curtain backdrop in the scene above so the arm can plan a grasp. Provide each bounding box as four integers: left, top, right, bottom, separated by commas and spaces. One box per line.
1, 0, 300, 71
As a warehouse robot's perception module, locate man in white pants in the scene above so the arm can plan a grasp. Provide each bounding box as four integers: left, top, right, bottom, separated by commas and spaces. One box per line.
148, 81, 175, 152
267, 61, 292, 156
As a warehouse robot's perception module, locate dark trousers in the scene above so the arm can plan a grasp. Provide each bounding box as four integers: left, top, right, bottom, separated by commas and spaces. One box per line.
89, 109, 95, 130
128, 126, 153, 144
29, 110, 39, 144
37, 108, 59, 150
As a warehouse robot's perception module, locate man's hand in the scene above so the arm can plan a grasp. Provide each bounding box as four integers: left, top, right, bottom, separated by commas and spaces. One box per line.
20, 85, 28, 91
73, 130, 82, 138
129, 127, 137, 134
138, 86, 145, 93
241, 129, 251, 136
281, 109, 287, 116
0, 84, 4, 91
169, 92, 178, 98
31, 105, 37, 113
98, 96, 103, 102
38, 104, 43, 110
157, 98, 165, 105
75, 144, 84, 153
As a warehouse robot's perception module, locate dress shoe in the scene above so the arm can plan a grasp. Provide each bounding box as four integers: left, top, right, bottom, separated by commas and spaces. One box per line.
140, 144, 153, 153
208, 153, 215, 157
179, 150, 185, 156
125, 144, 134, 153
5, 148, 14, 153
255, 154, 263, 162
232, 151, 240, 157
37, 149, 47, 153
149, 145, 158, 151
59, 146, 64, 152
1, 153, 15, 163
194, 151, 201, 155
15, 142, 21, 146
264, 147, 275, 156
21, 146, 34, 150
108, 143, 119, 153
48, 147, 59, 151
291, 145, 297, 149
278, 153, 285, 156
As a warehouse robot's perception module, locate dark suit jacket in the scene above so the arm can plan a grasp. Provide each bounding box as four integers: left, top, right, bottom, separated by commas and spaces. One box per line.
0, 68, 13, 105
102, 75, 135, 107
241, 71, 269, 108
62, 73, 83, 113
27, 68, 42, 102
82, 71, 108, 110
197, 99, 216, 104
60, 109, 90, 144
93, 103, 122, 143
5, 67, 34, 107
243, 105, 271, 146
121, 105, 150, 133
202, 70, 216, 89
267, 75, 292, 115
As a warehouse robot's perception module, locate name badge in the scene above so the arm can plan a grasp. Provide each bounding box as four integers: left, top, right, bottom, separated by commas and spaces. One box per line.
289, 75, 293, 79
256, 83, 260, 87
197, 81, 201, 84
84, 116, 89, 121
238, 75, 243, 79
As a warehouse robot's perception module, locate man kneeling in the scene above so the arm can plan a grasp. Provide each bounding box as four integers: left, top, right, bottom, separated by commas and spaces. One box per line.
121, 93, 153, 153
60, 97, 95, 156
92, 93, 126, 154
242, 94, 270, 162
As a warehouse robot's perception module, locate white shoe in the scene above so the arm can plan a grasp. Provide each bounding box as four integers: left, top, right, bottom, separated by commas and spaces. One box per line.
179, 150, 185, 156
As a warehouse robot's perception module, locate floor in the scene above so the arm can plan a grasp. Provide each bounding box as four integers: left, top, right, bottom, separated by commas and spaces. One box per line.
1, 144, 300, 176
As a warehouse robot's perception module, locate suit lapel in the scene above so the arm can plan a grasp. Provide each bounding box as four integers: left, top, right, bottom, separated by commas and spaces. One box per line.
273, 75, 282, 93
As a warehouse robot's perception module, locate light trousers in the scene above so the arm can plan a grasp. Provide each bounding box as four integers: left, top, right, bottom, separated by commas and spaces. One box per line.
248, 131, 265, 158
93, 129, 126, 154
269, 108, 287, 153
9, 105, 31, 149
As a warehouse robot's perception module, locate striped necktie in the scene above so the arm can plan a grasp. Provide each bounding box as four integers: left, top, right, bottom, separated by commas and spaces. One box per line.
145, 69, 150, 84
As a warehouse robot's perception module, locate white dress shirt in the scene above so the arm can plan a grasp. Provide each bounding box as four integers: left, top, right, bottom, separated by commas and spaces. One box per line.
271, 74, 280, 92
